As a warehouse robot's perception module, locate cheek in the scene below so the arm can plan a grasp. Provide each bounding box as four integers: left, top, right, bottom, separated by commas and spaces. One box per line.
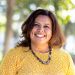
30, 28, 37, 37
31, 28, 36, 33
30, 30, 35, 39
30, 31, 33, 39
47, 30, 52, 38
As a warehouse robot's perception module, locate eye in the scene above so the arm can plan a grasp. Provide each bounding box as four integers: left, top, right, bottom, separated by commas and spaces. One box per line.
34, 23, 40, 28
34, 23, 38, 26
44, 25, 50, 29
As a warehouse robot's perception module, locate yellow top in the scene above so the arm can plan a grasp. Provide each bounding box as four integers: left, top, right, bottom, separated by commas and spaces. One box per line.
0, 46, 75, 75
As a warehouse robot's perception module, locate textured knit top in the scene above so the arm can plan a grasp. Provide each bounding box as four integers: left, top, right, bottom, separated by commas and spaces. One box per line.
0, 46, 75, 75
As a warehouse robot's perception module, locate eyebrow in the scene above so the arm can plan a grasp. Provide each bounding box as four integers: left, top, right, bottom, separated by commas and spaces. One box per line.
34, 22, 51, 26
34, 22, 40, 24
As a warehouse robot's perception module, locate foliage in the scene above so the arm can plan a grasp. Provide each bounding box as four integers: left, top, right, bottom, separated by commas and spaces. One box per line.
15, 0, 75, 25
0, 23, 5, 32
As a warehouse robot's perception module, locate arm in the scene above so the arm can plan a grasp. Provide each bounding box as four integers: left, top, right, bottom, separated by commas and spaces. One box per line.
0, 49, 17, 75
66, 53, 75, 75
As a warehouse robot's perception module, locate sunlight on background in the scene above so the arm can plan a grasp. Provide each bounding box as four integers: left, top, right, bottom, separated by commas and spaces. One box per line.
0, 15, 6, 24
71, 0, 75, 5
65, 35, 75, 54
62, 9, 75, 23
29, 3, 37, 10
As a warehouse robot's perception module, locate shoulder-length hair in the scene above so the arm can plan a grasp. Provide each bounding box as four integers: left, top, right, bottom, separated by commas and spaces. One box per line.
17, 9, 65, 48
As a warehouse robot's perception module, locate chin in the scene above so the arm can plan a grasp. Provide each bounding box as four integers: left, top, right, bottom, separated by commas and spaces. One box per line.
35, 41, 47, 45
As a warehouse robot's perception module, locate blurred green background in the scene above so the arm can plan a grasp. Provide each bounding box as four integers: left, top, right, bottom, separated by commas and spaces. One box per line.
0, 0, 75, 64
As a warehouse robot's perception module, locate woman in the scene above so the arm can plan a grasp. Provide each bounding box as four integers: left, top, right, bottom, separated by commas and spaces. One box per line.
0, 9, 75, 75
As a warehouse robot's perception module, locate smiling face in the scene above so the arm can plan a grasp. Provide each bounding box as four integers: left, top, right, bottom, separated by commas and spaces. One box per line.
30, 15, 52, 46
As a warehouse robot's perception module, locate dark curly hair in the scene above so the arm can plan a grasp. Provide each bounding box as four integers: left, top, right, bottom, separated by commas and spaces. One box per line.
17, 9, 65, 48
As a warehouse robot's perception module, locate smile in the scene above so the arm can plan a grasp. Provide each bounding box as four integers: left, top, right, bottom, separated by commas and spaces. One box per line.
35, 34, 45, 38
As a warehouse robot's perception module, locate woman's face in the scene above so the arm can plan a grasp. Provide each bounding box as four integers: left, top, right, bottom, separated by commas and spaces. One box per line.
30, 15, 52, 45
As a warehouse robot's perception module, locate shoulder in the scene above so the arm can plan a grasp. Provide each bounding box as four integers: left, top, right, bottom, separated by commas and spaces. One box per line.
2, 46, 30, 62
5, 46, 29, 55
52, 47, 73, 62
0, 46, 30, 74
52, 47, 71, 56
52, 47, 75, 68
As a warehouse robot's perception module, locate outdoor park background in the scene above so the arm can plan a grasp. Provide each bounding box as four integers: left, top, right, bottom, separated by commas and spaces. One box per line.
0, 0, 75, 64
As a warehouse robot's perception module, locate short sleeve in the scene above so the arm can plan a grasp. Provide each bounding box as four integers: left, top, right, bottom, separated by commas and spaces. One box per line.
66, 53, 75, 75
0, 49, 17, 75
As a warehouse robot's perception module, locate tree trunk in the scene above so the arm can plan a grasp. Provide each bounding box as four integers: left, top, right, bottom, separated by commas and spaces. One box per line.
3, 0, 15, 56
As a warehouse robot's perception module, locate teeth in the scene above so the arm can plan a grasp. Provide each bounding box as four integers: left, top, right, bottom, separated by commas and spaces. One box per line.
35, 34, 44, 38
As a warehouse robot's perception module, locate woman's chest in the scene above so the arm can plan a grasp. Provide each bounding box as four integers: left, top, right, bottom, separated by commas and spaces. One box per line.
16, 59, 66, 75
16, 51, 68, 75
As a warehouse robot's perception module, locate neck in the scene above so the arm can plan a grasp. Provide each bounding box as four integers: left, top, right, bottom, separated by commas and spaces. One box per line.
31, 43, 49, 53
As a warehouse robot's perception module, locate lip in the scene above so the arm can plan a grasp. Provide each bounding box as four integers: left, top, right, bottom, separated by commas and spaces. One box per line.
35, 34, 45, 38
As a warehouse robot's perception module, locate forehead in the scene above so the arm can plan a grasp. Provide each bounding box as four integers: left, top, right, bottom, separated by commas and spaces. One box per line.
34, 15, 52, 23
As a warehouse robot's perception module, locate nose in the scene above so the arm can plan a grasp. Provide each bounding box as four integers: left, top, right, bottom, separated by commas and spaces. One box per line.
37, 26, 44, 33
